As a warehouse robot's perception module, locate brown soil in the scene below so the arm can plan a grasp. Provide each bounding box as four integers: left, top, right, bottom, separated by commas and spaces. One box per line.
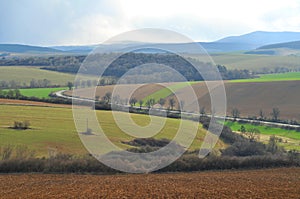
167, 81, 300, 121
39, 80, 300, 120
1, 167, 299, 198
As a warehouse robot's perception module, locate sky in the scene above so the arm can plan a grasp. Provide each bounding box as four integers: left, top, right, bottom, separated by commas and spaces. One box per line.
1, 0, 300, 46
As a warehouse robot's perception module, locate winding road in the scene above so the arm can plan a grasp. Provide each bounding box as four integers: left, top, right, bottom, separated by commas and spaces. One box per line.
54, 90, 300, 130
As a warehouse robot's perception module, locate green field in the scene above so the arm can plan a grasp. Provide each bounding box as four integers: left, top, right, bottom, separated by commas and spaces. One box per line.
225, 121, 300, 140
0, 66, 77, 85
142, 82, 198, 103
141, 72, 300, 103
0, 104, 224, 157
224, 121, 300, 150
190, 53, 300, 72
18, 87, 67, 98
230, 72, 300, 83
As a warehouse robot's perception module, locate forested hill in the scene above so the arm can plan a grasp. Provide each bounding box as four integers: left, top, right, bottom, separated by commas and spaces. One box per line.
0, 44, 61, 53
258, 40, 300, 50
0, 53, 253, 81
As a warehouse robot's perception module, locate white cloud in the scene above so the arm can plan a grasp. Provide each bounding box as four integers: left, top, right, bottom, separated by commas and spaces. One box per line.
1, 0, 300, 45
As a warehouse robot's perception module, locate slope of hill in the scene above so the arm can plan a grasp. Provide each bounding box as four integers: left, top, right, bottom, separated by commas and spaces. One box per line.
0, 104, 224, 156
0, 66, 77, 86
2, 31, 300, 54
258, 40, 300, 50
179, 81, 300, 121
217, 31, 300, 48
56, 31, 300, 53
0, 44, 62, 53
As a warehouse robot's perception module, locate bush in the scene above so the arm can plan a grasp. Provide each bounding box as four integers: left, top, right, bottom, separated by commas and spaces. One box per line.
12, 121, 30, 130
222, 141, 266, 157
1, 145, 13, 160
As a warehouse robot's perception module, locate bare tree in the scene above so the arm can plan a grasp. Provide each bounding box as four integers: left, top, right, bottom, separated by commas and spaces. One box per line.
138, 100, 143, 109
179, 100, 185, 111
245, 128, 260, 142
145, 99, 151, 108
259, 109, 264, 120
112, 95, 121, 104
169, 98, 175, 110
146, 98, 155, 108
200, 107, 206, 116
103, 92, 112, 103
267, 135, 279, 154
129, 98, 138, 107
158, 98, 166, 107
231, 108, 240, 118
271, 107, 280, 121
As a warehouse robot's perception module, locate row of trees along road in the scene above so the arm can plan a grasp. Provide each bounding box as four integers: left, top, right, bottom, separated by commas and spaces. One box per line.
231, 107, 282, 122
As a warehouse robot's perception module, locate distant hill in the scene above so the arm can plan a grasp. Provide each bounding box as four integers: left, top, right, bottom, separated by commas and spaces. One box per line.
244, 40, 300, 55
2, 31, 300, 54
55, 31, 300, 53
0, 44, 62, 53
217, 31, 300, 48
51, 45, 95, 53
49, 42, 255, 54
258, 40, 300, 50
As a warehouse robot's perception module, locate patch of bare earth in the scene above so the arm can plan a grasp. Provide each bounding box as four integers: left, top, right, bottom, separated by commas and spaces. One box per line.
0, 168, 299, 198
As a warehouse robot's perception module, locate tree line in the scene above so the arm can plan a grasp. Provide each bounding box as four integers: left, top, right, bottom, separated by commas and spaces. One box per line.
0, 79, 58, 89
0, 53, 254, 82
230, 107, 299, 125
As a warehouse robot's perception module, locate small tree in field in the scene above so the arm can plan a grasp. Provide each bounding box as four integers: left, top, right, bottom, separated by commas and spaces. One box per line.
240, 125, 246, 134
246, 128, 260, 142
267, 135, 279, 154
67, 82, 73, 90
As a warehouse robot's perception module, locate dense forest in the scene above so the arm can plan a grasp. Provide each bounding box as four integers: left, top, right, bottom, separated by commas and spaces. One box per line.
0, 53, 254, 82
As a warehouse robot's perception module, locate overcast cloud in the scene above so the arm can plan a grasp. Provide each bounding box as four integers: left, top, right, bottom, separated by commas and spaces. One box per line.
1, 0, 300, 46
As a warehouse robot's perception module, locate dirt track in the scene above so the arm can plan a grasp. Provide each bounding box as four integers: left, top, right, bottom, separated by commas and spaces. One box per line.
1, 168, 299, 198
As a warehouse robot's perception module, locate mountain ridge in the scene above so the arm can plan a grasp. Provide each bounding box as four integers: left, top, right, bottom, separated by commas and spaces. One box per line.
2, 31, 300, 54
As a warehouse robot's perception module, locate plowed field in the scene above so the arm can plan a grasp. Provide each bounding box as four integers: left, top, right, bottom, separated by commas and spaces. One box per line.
1, 168, 299, 198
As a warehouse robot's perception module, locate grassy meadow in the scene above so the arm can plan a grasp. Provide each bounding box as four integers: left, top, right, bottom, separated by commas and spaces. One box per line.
0, 66, 76, 85
230, 72, 300, 82
142, 81, 198, 103
0, 104, 225, 157
225, 121, 300, 150
189, 53, 300, 72
18, 87, 68, 98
